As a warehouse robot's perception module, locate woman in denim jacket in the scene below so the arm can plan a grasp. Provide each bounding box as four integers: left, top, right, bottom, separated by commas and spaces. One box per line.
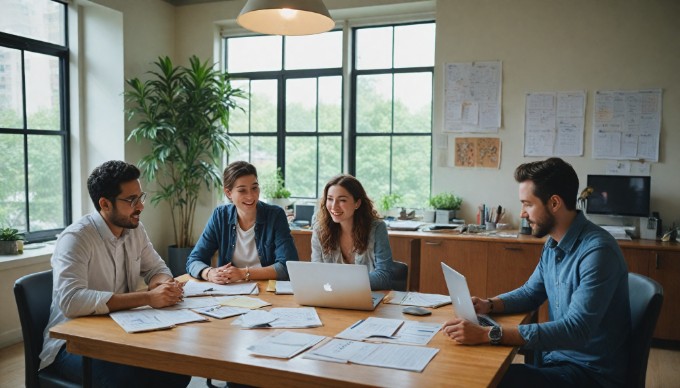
311, 174, 393, 290
186, 161, 299, 283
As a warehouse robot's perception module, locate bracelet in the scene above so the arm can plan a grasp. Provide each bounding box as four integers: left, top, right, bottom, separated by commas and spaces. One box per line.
204, 267, 213, 281
245, 266, 250, 282
488, 298, 494, 312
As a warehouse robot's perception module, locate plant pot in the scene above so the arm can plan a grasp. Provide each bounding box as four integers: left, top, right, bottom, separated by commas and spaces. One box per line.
267, 198, 292, 210
422, 210, 436, 223
168, 245, 193, 277
435, 210, 457, 224
0, 240, 18, 255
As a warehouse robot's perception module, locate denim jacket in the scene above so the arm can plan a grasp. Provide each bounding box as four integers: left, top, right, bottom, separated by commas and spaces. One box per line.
499, 211, 630, 387
186, 201, 299, 280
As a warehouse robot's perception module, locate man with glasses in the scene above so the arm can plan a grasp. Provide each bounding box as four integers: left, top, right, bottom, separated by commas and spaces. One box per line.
39, 160, 190, 387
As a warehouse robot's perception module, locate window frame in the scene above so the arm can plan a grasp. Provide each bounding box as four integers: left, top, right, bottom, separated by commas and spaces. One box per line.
0, 1, 71, 243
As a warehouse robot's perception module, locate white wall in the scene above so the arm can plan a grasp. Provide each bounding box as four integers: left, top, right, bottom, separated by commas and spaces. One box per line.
433, 0, 680, 228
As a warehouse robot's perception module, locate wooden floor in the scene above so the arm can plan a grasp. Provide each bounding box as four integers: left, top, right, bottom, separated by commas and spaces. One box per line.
2, 341, 679, 387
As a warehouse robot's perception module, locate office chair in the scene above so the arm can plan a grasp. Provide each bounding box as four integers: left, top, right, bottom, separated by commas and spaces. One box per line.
14, 270, 80, 388
390, 261, 409, 291
626, 272, 663, 388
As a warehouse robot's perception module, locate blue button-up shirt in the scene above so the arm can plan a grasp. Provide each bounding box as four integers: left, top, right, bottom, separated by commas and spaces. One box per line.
499, 211, 630, 387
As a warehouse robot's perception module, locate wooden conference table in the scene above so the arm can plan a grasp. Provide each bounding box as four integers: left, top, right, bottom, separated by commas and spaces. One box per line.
50, 279, 531, 387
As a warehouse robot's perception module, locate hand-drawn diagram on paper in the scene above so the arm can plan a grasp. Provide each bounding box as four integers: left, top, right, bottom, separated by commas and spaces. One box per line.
450, 136, 501, 168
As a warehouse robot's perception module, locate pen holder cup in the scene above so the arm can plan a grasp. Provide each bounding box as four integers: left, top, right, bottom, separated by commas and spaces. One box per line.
485, 222, 497, 231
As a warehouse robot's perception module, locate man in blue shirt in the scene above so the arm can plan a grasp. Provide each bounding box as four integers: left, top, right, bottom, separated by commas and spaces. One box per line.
442, 158, 630, 387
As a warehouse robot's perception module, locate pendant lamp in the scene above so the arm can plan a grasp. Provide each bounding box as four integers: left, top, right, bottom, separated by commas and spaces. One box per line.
237, 0, 335, 36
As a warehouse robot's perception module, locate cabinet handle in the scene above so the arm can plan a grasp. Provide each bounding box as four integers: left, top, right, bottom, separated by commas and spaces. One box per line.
655, 253, 659, 270
425, 241, 442, 246
504, 247, 521, 251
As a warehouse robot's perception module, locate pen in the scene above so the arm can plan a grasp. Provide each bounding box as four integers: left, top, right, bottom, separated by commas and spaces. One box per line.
203, 287, 214, 293
350, 319, 364, 329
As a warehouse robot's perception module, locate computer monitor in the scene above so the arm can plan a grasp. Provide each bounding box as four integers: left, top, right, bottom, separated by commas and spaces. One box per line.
293, 203, 315, 226
586, 175, 651, 217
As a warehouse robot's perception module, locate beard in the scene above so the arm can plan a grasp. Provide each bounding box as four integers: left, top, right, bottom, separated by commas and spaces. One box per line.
110, 205, 141, 230
530, 209, 555, 238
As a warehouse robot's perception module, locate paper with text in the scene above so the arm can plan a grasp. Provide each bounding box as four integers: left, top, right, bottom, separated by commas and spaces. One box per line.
248, 331, 326, 359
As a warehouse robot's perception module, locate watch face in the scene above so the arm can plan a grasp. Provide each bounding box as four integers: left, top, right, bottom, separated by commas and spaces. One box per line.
489, 326, 502, 344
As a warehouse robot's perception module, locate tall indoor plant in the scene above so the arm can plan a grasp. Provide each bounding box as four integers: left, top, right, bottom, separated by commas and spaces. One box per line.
125, 56, 243, 274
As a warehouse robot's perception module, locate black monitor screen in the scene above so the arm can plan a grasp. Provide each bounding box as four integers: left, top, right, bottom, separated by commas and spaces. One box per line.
586, 175, 651, 217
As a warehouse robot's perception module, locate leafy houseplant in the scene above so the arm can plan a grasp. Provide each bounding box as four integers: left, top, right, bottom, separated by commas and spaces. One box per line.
0, 227, 23, 255
263, 168, 292, 209
429, 193, 463, 224
379, 193, 402, 213
125, 56, 244, 273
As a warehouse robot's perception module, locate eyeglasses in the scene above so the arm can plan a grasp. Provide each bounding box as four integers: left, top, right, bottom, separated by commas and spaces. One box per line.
115, 192, 147, 208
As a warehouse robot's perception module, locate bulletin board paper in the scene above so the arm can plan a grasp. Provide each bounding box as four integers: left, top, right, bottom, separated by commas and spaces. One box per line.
444, 61, 502, 133
592, 89, 661, 161
524, 91, 585, 157
449, 136, 501, 169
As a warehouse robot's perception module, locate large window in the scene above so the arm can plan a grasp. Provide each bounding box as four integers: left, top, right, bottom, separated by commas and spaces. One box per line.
224, 21, 434, 206
0, 0, 70, 242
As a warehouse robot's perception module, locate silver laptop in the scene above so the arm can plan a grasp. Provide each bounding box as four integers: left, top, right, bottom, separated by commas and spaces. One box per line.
286, 261, 384, 311
441, 262, 498, 327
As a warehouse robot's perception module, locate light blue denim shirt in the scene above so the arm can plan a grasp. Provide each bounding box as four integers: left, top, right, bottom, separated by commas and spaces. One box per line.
498, 211, 630, 387
311, 219, 393, 290
186, 201, 299, 280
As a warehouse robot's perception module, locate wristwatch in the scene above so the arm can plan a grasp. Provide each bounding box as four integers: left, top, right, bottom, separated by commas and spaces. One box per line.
489, 325, 503, 345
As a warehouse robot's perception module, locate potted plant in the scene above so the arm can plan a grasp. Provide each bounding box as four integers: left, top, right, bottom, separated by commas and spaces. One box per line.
378, 193, 402, 218
0, 227, 24, 255
263, 167, 292, 209
125, 55, 244, 275
428, 192, 463, 224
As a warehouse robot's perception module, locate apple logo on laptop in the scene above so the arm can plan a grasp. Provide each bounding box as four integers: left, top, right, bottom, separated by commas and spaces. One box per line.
323, 282, 333, 292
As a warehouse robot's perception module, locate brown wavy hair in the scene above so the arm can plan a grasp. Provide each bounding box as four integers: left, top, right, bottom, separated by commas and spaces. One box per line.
316, 174, 380, 255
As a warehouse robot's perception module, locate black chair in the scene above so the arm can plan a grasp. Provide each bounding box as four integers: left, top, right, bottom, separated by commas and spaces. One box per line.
390, 261, 409, 291
627, 272, 663, 388
14, 269, 80, 388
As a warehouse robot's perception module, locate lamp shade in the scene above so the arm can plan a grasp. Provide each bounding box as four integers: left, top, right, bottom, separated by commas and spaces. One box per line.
237, 0, 335, 36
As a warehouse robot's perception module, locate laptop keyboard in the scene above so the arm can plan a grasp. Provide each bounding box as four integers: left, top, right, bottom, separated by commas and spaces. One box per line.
477, 315, 497, 327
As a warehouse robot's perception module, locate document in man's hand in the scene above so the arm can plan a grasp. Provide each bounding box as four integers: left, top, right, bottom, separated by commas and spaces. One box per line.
183, 281, 258, 297
304, 338, 439, 372
383, 291, 451, 308
247, 331, 326, 359
109, 307, 207, 333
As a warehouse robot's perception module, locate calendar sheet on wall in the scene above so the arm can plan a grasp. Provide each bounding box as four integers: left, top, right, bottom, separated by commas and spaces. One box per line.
524, 91, 586, 157
592, 89, 661, 161
443, 61, 502, 133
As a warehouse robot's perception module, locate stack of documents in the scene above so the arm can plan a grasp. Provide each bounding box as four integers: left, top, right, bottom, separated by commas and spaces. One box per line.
336, 317, 441, 346
601, 225, 633, 240
304, 339, 439, 372
383, 291, 451, 308
110, 307, 207, 333
232, 307, 322, 329
387, 220, 424, 231
247, 331, 326, 359
183, 281, 258, 297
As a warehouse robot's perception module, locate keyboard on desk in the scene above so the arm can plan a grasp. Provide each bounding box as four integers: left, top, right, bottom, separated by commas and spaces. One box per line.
477, 314, 498, 327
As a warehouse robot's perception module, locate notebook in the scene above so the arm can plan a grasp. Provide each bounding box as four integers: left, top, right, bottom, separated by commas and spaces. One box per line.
286, 261, 384, 311
441, 262, 498, 327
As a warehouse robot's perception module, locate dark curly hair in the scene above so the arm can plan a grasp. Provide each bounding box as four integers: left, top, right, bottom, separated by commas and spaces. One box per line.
316, 174, 379, 255
87, 160, 141, 211
514, 157, 579, 210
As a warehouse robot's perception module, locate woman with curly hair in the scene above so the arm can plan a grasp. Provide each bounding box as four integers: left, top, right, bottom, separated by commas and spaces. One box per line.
311, 174, 393, 290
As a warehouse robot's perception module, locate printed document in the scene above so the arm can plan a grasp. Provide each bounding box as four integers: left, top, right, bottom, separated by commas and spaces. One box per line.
247, 331, 326, 359
233, 307, 322, 329
336, 317, 403, 341
383, 291, 451, 308
110, 307, 207, 333
192, 305, 250, 319
183, 280, 258, 297
304, 339, 439, 372
219, 295, 271, 309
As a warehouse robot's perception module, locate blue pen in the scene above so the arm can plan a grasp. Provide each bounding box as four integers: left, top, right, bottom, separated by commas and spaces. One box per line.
350, 319, 364, 329
203, 287, 214, 293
